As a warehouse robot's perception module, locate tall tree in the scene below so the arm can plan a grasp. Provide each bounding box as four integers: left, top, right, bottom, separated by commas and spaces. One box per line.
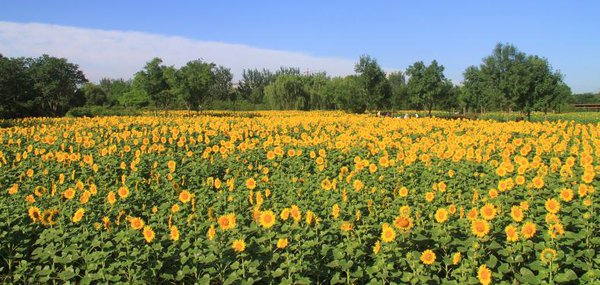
480, 43, 529, 112
264, 75, 309, 110
210, 66, 234, 101
137, 58, 171, 111
28, 54, 87, 116
333, 75, 368, 113
0, 56, 36, 118
354, 55, 391, 110
467, 43, 570, 119
461, 66, 504, 114
406, 60, 450, 116
238, 69, 275, 104
99, 78, 131, 106
303, 72, 331, 110
81, 82, 108, 106
175, 59, 215, 113
388, 71, 408, 110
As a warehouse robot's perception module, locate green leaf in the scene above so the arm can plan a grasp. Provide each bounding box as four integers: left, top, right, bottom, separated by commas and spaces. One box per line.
554, 269, 578, 283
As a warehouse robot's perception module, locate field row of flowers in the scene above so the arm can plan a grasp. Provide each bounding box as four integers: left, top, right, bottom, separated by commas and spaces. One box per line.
1, 111, 598, 284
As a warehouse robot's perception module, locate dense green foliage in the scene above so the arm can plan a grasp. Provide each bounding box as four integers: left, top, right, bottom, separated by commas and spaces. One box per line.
1, 43, 597, 119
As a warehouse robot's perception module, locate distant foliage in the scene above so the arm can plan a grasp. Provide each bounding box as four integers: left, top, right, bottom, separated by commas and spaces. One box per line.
0, 43, 586, 119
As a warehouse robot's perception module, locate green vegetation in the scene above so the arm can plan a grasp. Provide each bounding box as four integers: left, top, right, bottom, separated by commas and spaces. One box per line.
1, 43, 599, 120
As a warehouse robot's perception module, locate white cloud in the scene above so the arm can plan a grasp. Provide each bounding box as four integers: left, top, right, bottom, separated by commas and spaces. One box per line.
0, 21, 356, 82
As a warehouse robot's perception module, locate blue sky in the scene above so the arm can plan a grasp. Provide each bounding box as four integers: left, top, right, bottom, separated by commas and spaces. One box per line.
1, 1, 599, 93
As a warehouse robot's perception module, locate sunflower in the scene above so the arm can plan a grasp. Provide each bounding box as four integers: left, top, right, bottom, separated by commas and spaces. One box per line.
520, 201, 530, 211
425, 191, 435, 202
28, 206, 41, 223
63, 188, 76, 200
232, 239, 246, 253
434, 208, 449, 223
167, 160, 176, 173
540, 248, 557, 264
521, 221, 537, 239
290, 205, 301, 222
452, 252, 461, 265
420, 249, 436, 265
399, 187, 409, 197
480, 203, 497, 221
559, 188, 573, 202
41, 209, 59, 226
171, 203, 180, 213
505, 224, 519, 242
321, 178, 332, 191
280, 208, 290, 220
477, 264, 492, 285
34, 186, 47, 197
207, 224, 216, 240
352, 179, 364, 191
545, 213, 560, 225
544, 198, 560, 214
372, 241, 381, 255
510, 206, 524, 222
532, 176, 544, 189
340, 221, 353, 232
467, 208, 478, 221
25, 195, 35, 203
515, 175, 526, 185
218, 213, 236, 231
393, 215, 413, 233
471, 219, 490, 238
245, 178, 257, 190
169, 226, 180, 241
305, 210, 316, 225
331, 204, 340, 219
130, 217, 145, 230
549, 223, 565, 239
117, 186, 129, 199
259, 210, 276, 229
143, 226, 155, 243
102, 216, 110, 230
276, 238, 288, 249
178, 190, 192, 204
72, 208, 85, 223
381, 223, 396, 243
107, 191, 116, 205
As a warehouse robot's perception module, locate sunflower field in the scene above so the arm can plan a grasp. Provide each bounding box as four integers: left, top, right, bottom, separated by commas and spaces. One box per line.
1, 111, 598, 284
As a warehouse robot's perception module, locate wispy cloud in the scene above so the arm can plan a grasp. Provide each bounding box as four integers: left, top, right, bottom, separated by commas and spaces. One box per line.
0, 21, 356, 82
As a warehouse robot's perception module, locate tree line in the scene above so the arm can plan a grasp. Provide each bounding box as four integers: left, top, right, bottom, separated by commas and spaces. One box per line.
1, 43, 596, 119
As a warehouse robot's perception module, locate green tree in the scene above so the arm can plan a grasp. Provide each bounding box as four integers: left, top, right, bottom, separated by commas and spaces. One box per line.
210, 66, 234, 101
28, 54, 87, 116
81, 82, 108, 106
121, 74, 150, 108
461, 66, 504, 114
406, 60, 450, 116
99, 78, 131, 106
175, 59, 215, 113
354, 55, 391, 110
303, 72, 331, 110
0, 56, 36, 118
238, 69, 275, 103
479, 43, 529, 113
264, 75, 309, 110
388, 71, 408, 110
468, 43, 570, 120
332, 76, 367, 113
137, 58, 171, 111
